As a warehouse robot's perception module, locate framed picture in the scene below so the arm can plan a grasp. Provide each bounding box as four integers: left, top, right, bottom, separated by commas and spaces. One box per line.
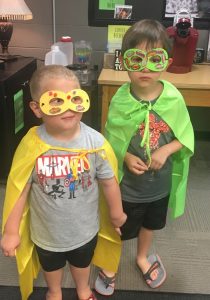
163, 0, 210, 29
164, 0, 199, 18
114, 5, 133, 20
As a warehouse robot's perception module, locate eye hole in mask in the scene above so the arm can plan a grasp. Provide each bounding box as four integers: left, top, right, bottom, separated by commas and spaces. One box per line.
149, 55, 161, 63
71, 96, 83, 104
49, 98, 64, 106
46, 98, 64, 115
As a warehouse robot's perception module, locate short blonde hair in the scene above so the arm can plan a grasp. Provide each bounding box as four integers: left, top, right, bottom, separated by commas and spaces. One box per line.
30, 65, 80, 101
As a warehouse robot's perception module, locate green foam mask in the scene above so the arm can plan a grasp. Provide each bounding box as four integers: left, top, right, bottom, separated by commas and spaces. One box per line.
123, 48, 169, 72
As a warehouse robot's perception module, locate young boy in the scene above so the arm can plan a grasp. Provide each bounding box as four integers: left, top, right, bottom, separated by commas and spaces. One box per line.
0, 65, 126, 300
95, 19, 194, 295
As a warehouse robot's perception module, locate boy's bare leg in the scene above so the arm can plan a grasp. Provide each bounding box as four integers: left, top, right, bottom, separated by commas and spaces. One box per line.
136, 227, 158, 280
43, 268, 63, 300
70, 265, 92, 299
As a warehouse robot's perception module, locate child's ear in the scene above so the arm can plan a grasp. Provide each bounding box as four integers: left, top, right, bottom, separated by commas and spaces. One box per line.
167, 58, 173, 68
29, 101, 42, 118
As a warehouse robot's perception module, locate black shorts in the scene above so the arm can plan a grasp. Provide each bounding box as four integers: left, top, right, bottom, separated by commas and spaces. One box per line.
35, 234, 98, 272
120, 195, 169, 240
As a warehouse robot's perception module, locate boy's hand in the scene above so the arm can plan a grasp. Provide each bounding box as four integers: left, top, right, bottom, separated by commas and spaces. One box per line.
149, 140, 183, 170
124, 152, 148, 175
111, 212, 127, 229
0, 232, 20, 257
149, 146, 169, 170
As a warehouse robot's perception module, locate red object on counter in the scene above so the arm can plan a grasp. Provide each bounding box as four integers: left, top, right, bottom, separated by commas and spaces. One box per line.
166, 26, 199, 73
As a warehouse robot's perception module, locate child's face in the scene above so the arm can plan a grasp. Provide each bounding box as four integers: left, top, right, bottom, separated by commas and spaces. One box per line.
31, 77, 83, 135
126, 42, 172, 89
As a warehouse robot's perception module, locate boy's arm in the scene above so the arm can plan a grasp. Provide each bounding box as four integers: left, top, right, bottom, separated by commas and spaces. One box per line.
0, 183, 31, 257
150, 139, 183, 170
163, 139, 183, 155
99, 177, 127, 228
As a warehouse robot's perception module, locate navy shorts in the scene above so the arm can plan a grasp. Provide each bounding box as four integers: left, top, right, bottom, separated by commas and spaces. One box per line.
35, 234, 98, 272
120, 195, 169, 240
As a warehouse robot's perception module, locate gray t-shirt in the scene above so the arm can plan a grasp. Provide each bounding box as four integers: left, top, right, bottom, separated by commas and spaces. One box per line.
29, 122, 114, 251
120, 107, 174, 203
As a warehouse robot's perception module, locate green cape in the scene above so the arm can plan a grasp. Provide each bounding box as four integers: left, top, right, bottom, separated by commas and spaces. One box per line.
105, 80, 194, 218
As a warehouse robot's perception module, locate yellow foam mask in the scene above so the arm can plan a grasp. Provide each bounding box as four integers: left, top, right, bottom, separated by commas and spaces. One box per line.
39, 89, 90, 115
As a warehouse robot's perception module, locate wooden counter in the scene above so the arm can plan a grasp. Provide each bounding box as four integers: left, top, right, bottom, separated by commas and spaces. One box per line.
98, 65, 210, 132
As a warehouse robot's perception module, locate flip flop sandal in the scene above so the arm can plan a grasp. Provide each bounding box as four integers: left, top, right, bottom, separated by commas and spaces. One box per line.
94, 270, 115, 296
79, 292, 97, 300
143, 254, 166, 289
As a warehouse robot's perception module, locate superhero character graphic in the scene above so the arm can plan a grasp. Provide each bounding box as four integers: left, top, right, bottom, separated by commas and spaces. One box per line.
139, 113, 170, 158
37, 170, 49, 192
65, 169, 76, 199
48, 178, 65, 199
81, 169, 92, 191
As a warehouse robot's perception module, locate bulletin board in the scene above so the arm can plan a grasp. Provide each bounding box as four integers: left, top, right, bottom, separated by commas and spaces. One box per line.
88, 0, 210, 29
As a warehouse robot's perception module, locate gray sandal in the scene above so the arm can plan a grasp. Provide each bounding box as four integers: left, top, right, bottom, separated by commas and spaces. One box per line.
94, 270, 115, 296
143, 254, 166, 288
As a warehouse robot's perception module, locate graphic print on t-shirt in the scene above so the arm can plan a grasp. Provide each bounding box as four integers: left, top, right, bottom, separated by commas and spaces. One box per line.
139, 113, 170, 158
35, 153, 92, 199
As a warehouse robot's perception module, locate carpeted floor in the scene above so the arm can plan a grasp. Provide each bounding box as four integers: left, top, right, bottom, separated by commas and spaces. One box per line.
0, 286, 210, 300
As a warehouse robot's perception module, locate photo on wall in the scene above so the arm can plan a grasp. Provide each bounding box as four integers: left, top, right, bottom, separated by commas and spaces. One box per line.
165, 0, 210, 19
114, 4, 133, 19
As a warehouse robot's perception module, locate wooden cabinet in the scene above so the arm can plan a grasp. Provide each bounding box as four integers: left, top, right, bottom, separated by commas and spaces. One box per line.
0, 57, 37, 179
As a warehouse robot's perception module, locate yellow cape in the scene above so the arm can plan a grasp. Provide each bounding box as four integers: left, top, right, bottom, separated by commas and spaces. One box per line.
2, 126, 121, 300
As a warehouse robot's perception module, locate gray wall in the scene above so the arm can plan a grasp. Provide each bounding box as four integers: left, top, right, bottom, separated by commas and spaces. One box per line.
9, 0, 107, 68
8, 0, 210, 132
